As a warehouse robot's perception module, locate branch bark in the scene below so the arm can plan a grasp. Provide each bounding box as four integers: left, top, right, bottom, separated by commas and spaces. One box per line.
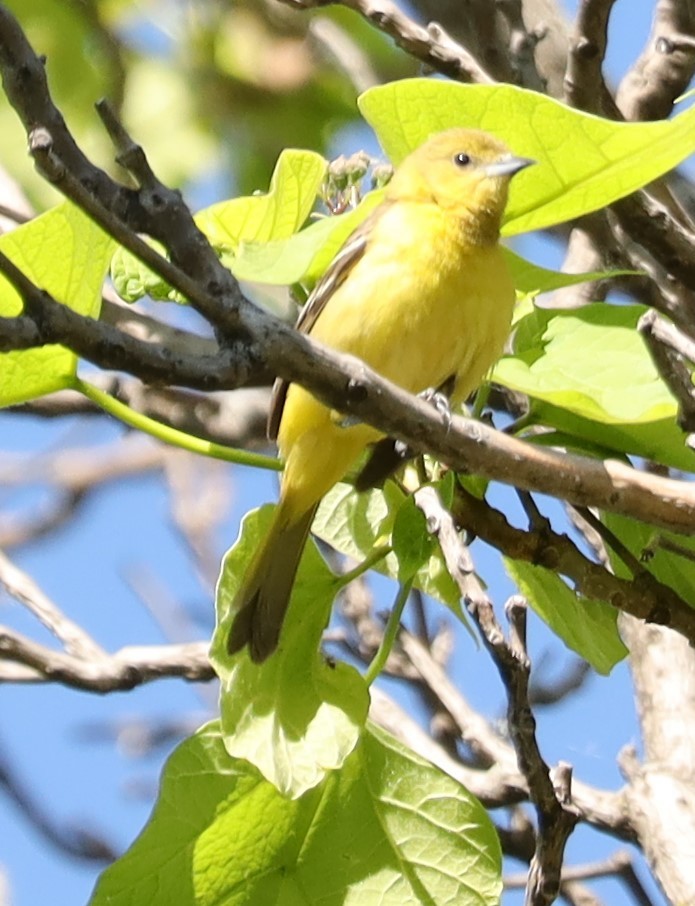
619, 617, 695, 906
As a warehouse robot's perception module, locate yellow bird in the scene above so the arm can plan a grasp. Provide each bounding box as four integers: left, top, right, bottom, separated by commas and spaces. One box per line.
228, 128, 533, 662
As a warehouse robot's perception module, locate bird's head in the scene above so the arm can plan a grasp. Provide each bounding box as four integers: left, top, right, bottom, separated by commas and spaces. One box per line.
386, 128, 534, 244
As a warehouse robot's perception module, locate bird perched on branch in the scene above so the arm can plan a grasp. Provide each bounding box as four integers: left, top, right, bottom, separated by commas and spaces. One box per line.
228, 128, 534, 662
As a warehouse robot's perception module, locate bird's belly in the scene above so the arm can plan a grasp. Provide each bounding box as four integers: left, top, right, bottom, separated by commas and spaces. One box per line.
350, 246, 516, 400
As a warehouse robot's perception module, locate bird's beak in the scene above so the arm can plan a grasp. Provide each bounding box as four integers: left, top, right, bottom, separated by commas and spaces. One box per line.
483, 156, 536, 179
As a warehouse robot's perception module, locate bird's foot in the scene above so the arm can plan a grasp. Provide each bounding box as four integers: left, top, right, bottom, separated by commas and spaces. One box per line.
419, 387, 452, 431
333, 410, 362, 429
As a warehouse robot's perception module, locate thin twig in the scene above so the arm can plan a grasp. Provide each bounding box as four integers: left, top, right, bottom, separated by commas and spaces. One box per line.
0, 202, 30, 224
0, 549, 104, 658
639, 308, 695, 433
506, 850, 655, 906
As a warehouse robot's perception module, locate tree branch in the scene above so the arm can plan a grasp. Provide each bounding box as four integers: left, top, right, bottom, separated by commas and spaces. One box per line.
451, 484, 695, 646
496, 0, 546, 91
413, 485, 578, 905
275, 0, 495, 84
505, 850, 655, 906
0, 549, 104, 659
564, 0, 619, 114
0, 627, 213, 690
617, 0, 695, 122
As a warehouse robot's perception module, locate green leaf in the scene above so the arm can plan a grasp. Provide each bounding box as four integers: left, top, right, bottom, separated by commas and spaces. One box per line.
196, 149, 327, 246
219, 190, 382, 286
358, 79, 695, 234
210, 506, 369, 799
503, 248, 636, 298
504, 560, 628, 674
90, 721, 502, 906
110, 239, 180, 304
525, 401, 692, 471
494, 303, 694, 470
221, 204, 623, 295
314, 483, 463, 617
218, 217, 333, 285
0, 202, 114, 407
499, 304, 674, 423
111, 149, 327, 302
392, 494, 436, 582
601, 513, 695, 606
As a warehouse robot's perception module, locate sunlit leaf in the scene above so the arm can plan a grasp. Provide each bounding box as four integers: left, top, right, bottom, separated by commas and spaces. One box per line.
392, 494, 437, 582
224, 190, 382, 286
0, 202, 114, 406
503, 249, 636, 297
494, 303, 694, 470
89, 721, 502, 906
196, 149, 326, 246
210, 506, 369, 799
112, 149, 327, 302
358, 79, 695, 234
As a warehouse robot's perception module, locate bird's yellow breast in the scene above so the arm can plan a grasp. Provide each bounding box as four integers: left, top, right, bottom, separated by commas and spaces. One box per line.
278, 201, 516, 514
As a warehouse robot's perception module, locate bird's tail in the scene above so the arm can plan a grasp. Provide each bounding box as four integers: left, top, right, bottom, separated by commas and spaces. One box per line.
226, 500, 318, 663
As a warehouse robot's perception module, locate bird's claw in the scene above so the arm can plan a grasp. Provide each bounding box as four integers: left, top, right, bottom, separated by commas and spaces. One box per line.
333, 411, 362, 429
419, 387, 452, 431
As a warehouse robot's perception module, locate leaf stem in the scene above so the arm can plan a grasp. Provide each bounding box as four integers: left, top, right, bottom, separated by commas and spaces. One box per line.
364, 578, 413, 686
336, 544, 392, 587
73, 377, 283, 472
471, 381, 491, 420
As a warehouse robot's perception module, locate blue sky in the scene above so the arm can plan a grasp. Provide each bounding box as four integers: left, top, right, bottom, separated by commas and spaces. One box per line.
0, 2, 677, 905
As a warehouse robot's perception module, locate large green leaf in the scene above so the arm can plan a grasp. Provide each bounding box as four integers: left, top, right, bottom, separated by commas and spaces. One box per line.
224, 220, 613, 295
391, 493, 437, 582
211, 506, 369, 799
89, 721, 502, 906
498, 304, 673, 424
217, 200, 610, 296
358, 80, 695, 235
0, 202, 114, 406
504, 560, 628, 674
493, 303, 694, 470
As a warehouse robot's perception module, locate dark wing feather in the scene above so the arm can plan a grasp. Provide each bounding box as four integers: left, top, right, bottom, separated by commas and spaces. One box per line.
267, 203, 391, 440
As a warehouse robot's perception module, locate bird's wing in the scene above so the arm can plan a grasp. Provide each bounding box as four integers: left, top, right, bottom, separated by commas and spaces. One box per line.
267, 203, 390, 440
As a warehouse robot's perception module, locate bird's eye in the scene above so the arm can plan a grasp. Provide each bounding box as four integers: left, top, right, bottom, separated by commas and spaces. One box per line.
454, 152, 471, 167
